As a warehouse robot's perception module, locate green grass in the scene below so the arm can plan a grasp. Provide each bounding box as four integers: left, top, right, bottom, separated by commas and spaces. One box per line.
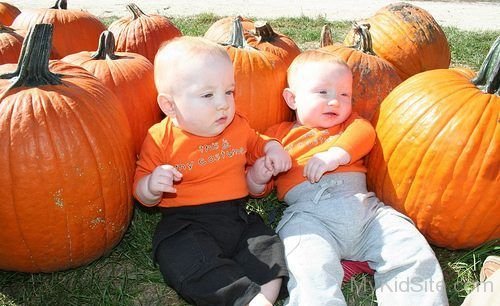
1, 14, 499, 306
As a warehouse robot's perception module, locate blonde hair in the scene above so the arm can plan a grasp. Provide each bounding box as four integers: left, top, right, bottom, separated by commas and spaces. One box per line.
154, 36, 231, 93
287, 50, 350, 88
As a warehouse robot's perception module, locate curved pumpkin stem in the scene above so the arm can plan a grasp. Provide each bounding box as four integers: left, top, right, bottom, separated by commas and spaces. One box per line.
223, 17, 254, 49
472, 36, 500, 95
320, 25, 334, 48
351, 22, 376, 55
50, 0, 67, 10
254, 21, 276, 42
91, 31, 119, 60
126, 3, 148, 19
0, 24, 61, 93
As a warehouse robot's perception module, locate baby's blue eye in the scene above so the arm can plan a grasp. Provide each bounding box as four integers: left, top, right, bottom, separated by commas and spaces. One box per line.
319, 90, 327, 94
202, 93, 213, 98
226, 90, 234, 96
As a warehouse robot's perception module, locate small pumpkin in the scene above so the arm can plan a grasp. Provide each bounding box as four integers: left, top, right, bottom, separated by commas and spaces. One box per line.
205, 16, 301, 67
11, 0, 106, 58
222, 17, 292, 132
0, 2, 20, 25
0, 24, 135, 272
108, 3, 182, 63
62, 31, 162, 155
320, 23, 401, 121
344, 2, 450, 80
0, 24, 25, 64
366, 36, 500, 249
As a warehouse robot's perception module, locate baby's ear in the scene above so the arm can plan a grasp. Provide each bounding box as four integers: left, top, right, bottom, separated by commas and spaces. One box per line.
282, 88, 297, 110
157, 94, 176, 117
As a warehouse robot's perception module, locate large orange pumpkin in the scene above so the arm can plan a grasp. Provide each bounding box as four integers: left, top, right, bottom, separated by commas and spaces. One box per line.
0, 2, 20, 25
62, 31, 162, 155
11, 0, 106, 58
223, 17, 292, 132
366, 36, 500, 249
0, 24, 24, 64
320, 23, 401, 121
344, 2, 450, 81
108, 3, 182, 63
0, 24, 135, 272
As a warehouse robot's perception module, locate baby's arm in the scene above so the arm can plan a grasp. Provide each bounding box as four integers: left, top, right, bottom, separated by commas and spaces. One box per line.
263, 140, 292, 175
135, 165, 183, 206
246, 157, 274, 195
304, 147, 351, 183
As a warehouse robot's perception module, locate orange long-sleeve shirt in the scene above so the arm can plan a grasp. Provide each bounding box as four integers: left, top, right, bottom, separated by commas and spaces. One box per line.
264, 113, 376, 200
133, 113, 271, 208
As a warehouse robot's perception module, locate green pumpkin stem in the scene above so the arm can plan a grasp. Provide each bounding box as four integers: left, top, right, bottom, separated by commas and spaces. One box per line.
223, 16, 253, 49
320, 25, 333, 48
126, 3, 148, 19
50, 0, 67, 9
254, 21, 276, 42
91, 31, 119, 60
0, 24, 62, 91
472, 36, 500, 95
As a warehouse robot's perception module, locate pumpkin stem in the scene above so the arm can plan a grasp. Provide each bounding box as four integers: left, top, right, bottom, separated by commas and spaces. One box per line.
0, 24, 62, 91
50, 0, 67, 9
351, 22, 376, 55
254, 21, 276, 42
126, 3, 148, 19
320, 25, 334, 48
91, 31, 119, 60
472, 36, 500, 95
223, 17, 254, 49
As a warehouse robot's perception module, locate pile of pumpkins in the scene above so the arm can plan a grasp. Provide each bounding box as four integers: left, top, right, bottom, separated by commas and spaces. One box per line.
0, 0, 497, 273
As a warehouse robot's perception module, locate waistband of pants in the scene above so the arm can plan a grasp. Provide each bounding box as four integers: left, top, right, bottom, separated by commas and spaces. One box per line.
159, 197, 248, 217
284, 172, 368, 205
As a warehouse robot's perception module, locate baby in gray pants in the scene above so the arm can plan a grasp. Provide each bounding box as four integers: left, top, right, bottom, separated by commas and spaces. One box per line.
246, 50, 448, 306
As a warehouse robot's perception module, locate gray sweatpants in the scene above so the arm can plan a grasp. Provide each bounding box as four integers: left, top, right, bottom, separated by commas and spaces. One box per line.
277, 172, 448, 306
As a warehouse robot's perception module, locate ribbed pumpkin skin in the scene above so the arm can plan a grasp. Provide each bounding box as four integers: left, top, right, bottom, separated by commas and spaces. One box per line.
0, 61, 136, 272
345, 2, 450, 81
12, 8, 106, 58
366, 68, 499, 249
320, 42, 401, 121
108, 5, 181, 63
62, 49, 161, 155
225, 46, 292, 132
0, 2, 21, 25
0, 26, 24, 64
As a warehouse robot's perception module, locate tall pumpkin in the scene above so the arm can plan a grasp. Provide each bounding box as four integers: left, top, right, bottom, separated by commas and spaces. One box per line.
0, 2, 20, 25
320, 24, 401, 121
62, 31, 162, 155
0, 24, 135, 272
223, 17, 291, 132
108, 3, 182, 63
366, 36, 500, 249
344, 2, 450, 81
11, 0, 106, 58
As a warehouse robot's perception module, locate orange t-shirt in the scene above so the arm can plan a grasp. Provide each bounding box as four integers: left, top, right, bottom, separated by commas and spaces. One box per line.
133, 113, 271, 208
264, 112, 376, 200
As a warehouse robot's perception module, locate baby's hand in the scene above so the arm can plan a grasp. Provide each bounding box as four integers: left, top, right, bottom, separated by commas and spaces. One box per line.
264, 141, 292, 175
148, 165, 183, 195
304, 147, 350, 183
248, 157, 274, 185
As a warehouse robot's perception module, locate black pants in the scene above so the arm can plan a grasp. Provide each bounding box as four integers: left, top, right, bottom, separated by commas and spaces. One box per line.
153, 198, 288, 306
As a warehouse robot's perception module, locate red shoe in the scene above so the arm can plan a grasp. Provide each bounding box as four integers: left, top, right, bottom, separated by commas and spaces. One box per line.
342, 260, 374, 283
